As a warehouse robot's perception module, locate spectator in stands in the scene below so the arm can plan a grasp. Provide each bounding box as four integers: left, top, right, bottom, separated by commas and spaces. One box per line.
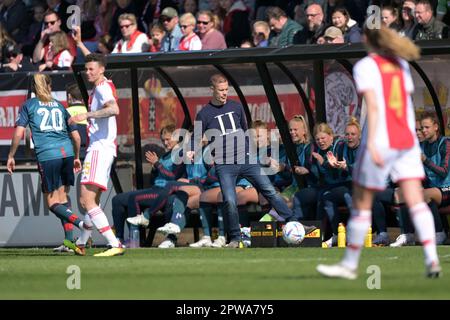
381, 5, 401, 31
252, 20, 270, 47
0, 22, 15, 64
294, 3, 327, 44
0, 0, 28, 43
39, 30, 74, 71
196, 10, 227, 50
21, 3, 46, 58
266, 6, 303, 47
46, 0, 71, 33
323, 0, 344, 24
414, 0, 449, 40
160, 7, 183, 51
148, 23, 166, 52
112, 13, 150, 53
220, 0, 251, 48
399, 0, 418, 39
178, 12, 202, 50
183, 0, 199, 15
330, 7, 361, 43
0, 43, 35, 72
109, 0, 144, 43
317, 25, 345, 44
32, 10, 77, 65
139, 0, 179, 34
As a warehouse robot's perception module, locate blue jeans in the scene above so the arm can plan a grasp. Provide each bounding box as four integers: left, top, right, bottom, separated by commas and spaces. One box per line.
216, 163, 296, 241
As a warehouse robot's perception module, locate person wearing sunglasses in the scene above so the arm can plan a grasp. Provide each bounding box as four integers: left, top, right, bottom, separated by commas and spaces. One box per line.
32, 10, 77, 64
196, 10, 226, 50
178, 13, 202, 51
159, 7, 183, 52
112, 13, 149, 53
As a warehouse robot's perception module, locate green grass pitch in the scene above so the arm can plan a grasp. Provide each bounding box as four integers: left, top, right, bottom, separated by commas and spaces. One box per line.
0, 246, 449, 299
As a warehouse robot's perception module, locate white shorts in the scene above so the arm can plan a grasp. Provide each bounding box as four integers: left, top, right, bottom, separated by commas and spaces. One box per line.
353, 144, 424, 190
80, 149, 115, 191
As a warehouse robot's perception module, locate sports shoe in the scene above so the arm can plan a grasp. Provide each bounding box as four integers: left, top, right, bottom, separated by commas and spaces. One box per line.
53, 244, 74, 253
426, 261, 442, 278
189, 236, 212, 248
225, 240, 244, 248
63, 239, 86, 256
158, 238, 176, 248
157, 222, 181, 236
211, 236, 226, 248
127, 214, 150, 227
304, 225, 318, 236
372, 232, 390, 247
389, 233, 415, 247
436, 231, 448, 245
323, 235, 337, 248
316, 263, 358, 280
93, 246, 125, 257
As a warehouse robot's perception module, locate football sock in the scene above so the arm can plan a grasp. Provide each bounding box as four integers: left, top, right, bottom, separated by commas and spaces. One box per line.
409, 202, 439, 266
77, 214, 93, 246
87, 207, 120, 248
170, 191, 189, 229
50, 203, 82, 228
341, 209, 371, 270
216, 203, 225, 237
60, 202, 74, 241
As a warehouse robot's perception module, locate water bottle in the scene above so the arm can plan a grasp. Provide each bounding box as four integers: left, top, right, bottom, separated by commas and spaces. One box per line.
129, 225, 140, 248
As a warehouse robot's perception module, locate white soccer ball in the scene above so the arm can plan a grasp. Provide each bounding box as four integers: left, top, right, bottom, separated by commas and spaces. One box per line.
282, 221, 306, 245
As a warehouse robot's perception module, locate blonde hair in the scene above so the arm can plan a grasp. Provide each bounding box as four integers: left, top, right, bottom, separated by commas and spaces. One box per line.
364, 25, 420, 61
313, 122, 334, 138
33, 73, 53, 103
290, 114, 311, 143
210, 73, 228, 87
180, 12, 196, 26
118, 13, 137, 26
346, 116, 361, 133
251, 120, 268, 129
49, 31, 69, 54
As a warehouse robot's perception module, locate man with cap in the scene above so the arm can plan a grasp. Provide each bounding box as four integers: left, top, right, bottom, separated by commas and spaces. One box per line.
160, 7, 183, 52
318, 26, 345, 44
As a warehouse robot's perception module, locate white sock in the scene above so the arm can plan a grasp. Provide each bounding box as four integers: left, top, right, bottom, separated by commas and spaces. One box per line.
76, 215, 93, 246
341, 209, 371, 270
409, 202, 439, 266
87, 207, 120, 248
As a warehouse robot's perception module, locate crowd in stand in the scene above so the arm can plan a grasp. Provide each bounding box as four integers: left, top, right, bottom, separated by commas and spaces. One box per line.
0, 0, 449, 72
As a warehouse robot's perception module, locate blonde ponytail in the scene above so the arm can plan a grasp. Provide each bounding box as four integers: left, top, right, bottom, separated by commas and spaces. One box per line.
364, 26, 421, 61
33, 73, 53, 103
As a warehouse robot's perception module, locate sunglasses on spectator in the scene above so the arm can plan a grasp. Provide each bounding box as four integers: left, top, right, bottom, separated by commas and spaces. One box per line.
44, 20, 58, 26
120, 24, 133, 29
197, 20, 210, 25
160, 17, 172, 23
293, 115, 306, 121
180, 24, 192, 29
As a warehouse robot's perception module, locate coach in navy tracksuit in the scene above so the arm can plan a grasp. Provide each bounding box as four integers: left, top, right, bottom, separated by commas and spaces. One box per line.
194, 74, 315, 247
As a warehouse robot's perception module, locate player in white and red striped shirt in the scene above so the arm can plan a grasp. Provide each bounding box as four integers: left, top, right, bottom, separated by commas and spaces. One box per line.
68, 53, 124, 257
317, 26, 441, 279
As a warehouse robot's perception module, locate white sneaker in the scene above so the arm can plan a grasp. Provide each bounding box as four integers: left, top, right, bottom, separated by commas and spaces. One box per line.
210, 236, 226, 248
157, 222, 181, 236
189, 236, 212, 248
436, 231, 447, 245
158, 238, 176, 248
127, 214, 149, 227
53, 244, 74, 253
389, 233, 415, 247
316, 263, 358, 280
